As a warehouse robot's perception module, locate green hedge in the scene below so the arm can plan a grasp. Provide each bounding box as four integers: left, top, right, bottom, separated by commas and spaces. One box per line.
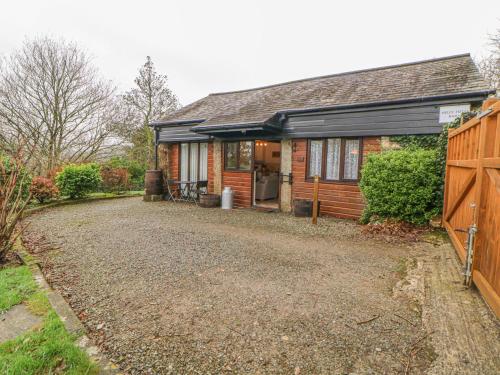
55, 164, 102, 199
103, 156, 145, 190
359, 149, 441, 225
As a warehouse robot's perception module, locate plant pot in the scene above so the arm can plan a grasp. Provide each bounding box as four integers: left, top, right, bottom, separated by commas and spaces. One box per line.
293, 199, 320, 217
199, 193, 221, 208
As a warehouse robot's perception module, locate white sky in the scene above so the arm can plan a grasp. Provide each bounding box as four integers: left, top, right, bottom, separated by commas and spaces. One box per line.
1, 0, 498, 105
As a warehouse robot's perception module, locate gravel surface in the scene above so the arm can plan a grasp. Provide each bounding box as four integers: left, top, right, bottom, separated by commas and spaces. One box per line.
24, 198, 435, 374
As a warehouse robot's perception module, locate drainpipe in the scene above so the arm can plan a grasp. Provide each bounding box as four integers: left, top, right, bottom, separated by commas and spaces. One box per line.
154, 127, 159, 170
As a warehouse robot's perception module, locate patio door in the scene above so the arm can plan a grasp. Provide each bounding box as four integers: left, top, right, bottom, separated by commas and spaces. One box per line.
180, 142, 208, 184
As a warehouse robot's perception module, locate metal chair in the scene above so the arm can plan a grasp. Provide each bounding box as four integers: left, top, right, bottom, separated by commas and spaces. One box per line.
165, 179, 181, 202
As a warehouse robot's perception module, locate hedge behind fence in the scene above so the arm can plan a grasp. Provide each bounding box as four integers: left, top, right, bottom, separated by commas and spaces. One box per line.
359, 149, 441, 225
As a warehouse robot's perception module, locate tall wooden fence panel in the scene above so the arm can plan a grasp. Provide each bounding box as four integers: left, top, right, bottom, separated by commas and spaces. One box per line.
443, 98, 500, 318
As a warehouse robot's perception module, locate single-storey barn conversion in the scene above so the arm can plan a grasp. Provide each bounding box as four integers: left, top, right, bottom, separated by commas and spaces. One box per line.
150, 54, 493, 219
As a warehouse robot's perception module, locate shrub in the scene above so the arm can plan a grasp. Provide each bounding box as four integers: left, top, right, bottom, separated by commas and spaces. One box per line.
55, 164, 101, 199
389, 111, 476, 214
29, 177, 59, 203
100, 167, 129, 192
389, 134, 440, 150
0, 155, 31, 200
103, 156, 145, 190
360, 149, 441, 225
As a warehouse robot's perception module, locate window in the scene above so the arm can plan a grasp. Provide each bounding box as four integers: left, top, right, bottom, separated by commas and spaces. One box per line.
179, 142, 208, 182
307, 138, 361, 181
224, 141, 253, 171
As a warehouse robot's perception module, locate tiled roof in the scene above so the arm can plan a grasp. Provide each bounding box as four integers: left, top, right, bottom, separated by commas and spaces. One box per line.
157, 54, 491, 126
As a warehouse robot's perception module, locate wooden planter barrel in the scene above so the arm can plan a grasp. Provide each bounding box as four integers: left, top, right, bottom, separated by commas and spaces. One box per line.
294, 199, 320, 217
199, 194, 221, 208
144, 170, 164, 195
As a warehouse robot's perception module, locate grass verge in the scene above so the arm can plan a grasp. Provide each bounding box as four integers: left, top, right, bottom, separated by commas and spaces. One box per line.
24, 190, 144, 216
0, 311, 98, 375
0, 266, 37, 313
0, 265, 98, 374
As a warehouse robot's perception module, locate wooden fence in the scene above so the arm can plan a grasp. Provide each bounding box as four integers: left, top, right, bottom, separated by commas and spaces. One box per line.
443, 97, 500, 318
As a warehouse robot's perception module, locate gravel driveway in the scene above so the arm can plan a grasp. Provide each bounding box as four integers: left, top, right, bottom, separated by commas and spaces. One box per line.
25, 198, 435, 374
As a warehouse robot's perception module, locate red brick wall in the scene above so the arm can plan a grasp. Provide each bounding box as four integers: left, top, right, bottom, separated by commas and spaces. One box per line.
291, 137, 381, 220
168, 144, 179, 180
207, 143, 214, 193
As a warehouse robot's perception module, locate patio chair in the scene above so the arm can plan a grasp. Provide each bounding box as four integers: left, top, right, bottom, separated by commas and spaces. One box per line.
165, 179, 181, 202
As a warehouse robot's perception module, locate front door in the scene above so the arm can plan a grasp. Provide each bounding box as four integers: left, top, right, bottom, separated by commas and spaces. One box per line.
252, 140, 281, 210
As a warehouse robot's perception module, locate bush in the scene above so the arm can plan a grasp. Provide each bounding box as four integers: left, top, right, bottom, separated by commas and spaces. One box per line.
55, 164, 101, 199
360, 149, 441, 225
29, 177, 59, 203
100, 167, 129, 192
389, 134, 440, 150
103, 156, 145, 190
0, 155, 31, 200
389, 111, 476, 214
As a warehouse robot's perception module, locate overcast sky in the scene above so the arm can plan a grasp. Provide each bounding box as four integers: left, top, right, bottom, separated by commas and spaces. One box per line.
1, 1, 498, 105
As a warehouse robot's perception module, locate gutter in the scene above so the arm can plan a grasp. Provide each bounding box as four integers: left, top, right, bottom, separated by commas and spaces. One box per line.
149, 119, 205, 128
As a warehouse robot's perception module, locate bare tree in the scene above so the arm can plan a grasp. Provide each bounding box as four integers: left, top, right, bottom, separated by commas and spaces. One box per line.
0, 37, 117, 175
478, 28, 500, 92
119, 56, 180, 167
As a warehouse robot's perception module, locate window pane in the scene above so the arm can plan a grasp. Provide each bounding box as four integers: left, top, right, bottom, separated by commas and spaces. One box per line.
189, 143, 198, 182
344, 139, 360, 180
199, 143, 208, 181
326, 138, 341, 180
239, 141, 253, 170
180, 143, 189, 182
309, 140, 323, 178
225, 142, 238, 169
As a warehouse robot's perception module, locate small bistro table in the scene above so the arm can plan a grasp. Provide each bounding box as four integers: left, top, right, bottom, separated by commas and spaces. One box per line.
166, 180, 208, 204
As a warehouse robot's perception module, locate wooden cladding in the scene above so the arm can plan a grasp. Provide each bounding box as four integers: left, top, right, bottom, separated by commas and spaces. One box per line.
222, 170, 252, 208
292, 137, 381, 219
443, 98, 500, 318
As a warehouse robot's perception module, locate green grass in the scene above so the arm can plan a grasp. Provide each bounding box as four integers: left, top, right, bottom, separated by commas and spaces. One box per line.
25, 291, 52, 316
25, 190, 144, 212
0, 264, 98, 374
0, 266, 37, 313
0, 311, 98, 375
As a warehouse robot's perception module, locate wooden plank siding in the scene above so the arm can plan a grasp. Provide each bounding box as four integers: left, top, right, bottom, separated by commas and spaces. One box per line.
221, 171, 252, 208
291, 137, 381, 219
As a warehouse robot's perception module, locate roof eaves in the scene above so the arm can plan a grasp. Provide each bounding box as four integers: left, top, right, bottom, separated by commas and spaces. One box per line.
149, 119, 206, 127
274, 90, 495, 117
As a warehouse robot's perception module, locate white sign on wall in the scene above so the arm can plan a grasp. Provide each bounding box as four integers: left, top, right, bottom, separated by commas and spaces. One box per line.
439, 104, 471, 124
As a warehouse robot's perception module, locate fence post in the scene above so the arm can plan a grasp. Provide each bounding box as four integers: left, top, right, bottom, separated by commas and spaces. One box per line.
312, 175, 319, 225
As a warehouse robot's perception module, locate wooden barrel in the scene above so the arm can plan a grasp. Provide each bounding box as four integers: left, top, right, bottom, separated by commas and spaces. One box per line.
293, 199, 320, 217
199, 193, 220, 208
144, 170, 164, 195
